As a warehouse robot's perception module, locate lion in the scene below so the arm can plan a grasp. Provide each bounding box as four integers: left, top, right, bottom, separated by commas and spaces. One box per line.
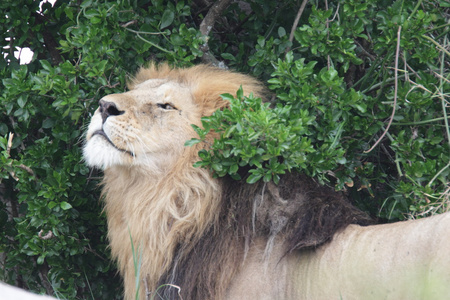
83, 63, 450, 300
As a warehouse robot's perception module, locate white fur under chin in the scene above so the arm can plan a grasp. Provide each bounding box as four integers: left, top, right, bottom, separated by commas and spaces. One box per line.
83, 136, 126, 170
83, 134, 172, 172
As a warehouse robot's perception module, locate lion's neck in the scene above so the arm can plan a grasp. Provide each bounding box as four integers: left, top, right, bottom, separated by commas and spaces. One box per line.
102, 163, 222, 300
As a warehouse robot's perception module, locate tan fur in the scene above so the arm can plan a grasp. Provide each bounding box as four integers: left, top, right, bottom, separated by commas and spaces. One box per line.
102, 162, 221, 299
226, 212, 450, 300
84, 63, 450, 300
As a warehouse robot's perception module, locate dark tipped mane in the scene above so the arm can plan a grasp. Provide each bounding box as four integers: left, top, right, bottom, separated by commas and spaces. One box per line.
155, 172, 372, 299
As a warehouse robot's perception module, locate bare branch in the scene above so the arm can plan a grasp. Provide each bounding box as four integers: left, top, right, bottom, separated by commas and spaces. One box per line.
354, 40, 376, 61
17, 164, 36, 178
120, 20, 138, 28
3, 133, 37, 182
199, 0, 232, 36
287, 0, 309, 53
199, 0, 232, 67
33, 12, 63, 65
7, 133, 13, 156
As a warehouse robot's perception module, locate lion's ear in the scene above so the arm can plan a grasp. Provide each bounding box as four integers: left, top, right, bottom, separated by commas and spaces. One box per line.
193, 90, 231, 117
187, 65, 265, 117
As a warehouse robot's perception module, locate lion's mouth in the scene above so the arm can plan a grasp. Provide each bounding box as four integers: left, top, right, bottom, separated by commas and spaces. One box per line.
92, 130, 135, 157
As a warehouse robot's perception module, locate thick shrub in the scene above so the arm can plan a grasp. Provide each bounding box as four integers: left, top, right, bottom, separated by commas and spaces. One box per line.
0, 0, 448, 298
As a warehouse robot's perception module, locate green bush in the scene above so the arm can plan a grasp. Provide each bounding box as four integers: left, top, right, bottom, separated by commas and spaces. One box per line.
0, 0, 448, 298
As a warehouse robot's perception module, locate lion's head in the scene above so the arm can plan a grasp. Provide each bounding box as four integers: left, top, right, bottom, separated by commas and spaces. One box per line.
84, 63, 264, 171
83, 63, 370, 300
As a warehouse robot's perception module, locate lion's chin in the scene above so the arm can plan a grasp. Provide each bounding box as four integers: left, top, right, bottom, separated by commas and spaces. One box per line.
83, 135, 128, 170
92, 130, 135, 156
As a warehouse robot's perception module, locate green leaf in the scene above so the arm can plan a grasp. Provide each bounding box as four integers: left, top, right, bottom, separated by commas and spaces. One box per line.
42, 118, 54, 129
229, 164, 239, 174
278, 27, 286, 37
60, 202, 72, 210
0, 123, 7, 135
220, 93, 235, 102
246, 173, 262, 184
48, 201, 58, 209
184, 138, 200, 147
65, 7, 74, 20
40, 60, 52, 71
211, 163, 223, 172
221, 53, 235, 61
37, 255, 45, 265
354, 103, 367, 113
84, 9, 99, 18
90, 16, 102, 24
17, 94, 27, 108
193, 161, 205, 168
160, 10, 175, 29
263, 173, 272, 182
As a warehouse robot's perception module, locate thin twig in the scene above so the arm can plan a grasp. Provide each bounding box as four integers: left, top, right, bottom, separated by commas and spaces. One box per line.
365, 26, 402, 153
422, 34, 450, 57
135, 33, 173, 54
354, 40, 376, 60
392, 116, 450, 126
124, 27, 165, 35
439, 35, 450, 149
324, 2, 341, 69
428, 161, 450, 187
433, 70, 450, 85
325, 0, 330, 69
120, 20, 138, 28
287, 0, 309, 53
326, 3, 340, 24
3, 133, 37, 182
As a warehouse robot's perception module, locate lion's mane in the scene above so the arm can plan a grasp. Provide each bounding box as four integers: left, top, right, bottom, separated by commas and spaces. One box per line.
93, 63, 371, 300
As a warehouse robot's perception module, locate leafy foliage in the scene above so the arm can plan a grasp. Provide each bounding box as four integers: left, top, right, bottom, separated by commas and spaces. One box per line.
188, 86, 315, 184
0, 0, 449, 298
191, 0, 449, 222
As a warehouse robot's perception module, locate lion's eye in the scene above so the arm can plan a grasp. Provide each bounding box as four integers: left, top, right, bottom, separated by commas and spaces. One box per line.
157, 103, 177, 110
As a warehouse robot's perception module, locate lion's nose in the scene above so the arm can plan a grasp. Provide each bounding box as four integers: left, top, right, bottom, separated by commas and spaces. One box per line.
99, 100, 124, 123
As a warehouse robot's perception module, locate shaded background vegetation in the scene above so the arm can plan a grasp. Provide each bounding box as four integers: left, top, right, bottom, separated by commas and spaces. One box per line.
0, 0, 449, 298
